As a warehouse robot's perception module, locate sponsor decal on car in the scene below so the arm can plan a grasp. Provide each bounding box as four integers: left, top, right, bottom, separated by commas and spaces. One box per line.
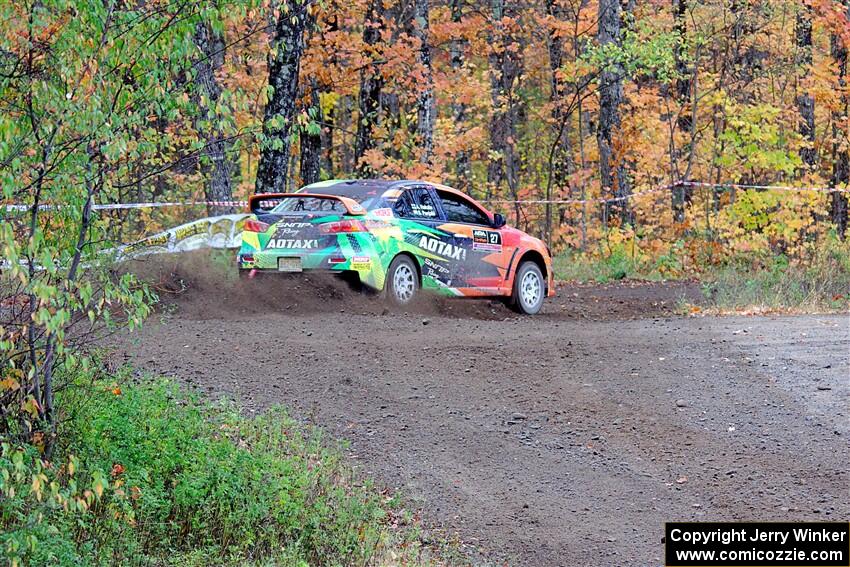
275, 222, 312, 228
266, 239, 318, 249
372, 208, 394, 217
364, 220, 393, 230
351, 255, 372, 269
423, 257, 450, 275
411, 203, 437, 218
418, 235, 467, 260
472, 229, 502, 252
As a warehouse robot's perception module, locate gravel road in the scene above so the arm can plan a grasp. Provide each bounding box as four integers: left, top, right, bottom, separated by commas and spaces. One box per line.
111, 268, 849, 566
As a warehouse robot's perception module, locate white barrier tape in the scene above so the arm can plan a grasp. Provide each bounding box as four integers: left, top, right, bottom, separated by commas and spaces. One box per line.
3, 200, 248, 213
683, 181, 850, 193
3, 182, 849, 212
483, 186, 673, 205
482, 181, 850, 206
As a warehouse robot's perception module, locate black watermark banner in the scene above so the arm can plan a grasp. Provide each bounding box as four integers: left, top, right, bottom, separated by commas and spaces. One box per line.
665, 522, 849, 566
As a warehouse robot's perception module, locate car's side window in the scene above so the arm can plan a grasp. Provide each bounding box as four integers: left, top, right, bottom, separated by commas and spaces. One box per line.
436, 190, 490, 225
394, 188, 439, 220
392, 191, 414, 217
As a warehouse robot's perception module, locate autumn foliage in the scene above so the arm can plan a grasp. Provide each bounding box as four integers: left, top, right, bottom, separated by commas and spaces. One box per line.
163, 0, 850, 263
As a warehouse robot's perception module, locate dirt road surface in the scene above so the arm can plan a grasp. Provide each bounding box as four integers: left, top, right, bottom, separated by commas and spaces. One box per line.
112, 264, 849, 566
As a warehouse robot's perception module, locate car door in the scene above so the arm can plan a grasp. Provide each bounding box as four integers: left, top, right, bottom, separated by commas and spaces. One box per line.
392, 186, 458, 289
433, 188, 511, 290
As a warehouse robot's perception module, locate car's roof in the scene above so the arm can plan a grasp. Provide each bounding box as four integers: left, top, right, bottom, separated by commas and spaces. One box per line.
300, 179, 487, 211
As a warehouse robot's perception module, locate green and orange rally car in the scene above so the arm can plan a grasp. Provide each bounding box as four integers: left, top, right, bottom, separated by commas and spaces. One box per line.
236, 179, 554, 314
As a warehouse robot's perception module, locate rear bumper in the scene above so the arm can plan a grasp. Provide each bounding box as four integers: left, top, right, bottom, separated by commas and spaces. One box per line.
237, 248, 387, 290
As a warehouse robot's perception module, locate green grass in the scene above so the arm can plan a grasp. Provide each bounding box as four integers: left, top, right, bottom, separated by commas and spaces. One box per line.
0, 374, 439, 566
552, 248, 667, 283
553, 236, 850, 313
699, 256, 850, 313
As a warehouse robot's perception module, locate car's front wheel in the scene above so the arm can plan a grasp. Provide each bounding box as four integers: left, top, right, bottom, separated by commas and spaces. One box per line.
386, 255, 419, 306
511, 261, 545, 315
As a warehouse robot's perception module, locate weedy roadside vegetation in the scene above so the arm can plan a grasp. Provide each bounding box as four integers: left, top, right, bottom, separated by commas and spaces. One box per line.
0, 372, 441, 566
553, 230, 850, 313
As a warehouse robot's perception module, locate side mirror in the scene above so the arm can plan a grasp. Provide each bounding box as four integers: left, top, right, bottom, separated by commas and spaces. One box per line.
492, 213, 506, 228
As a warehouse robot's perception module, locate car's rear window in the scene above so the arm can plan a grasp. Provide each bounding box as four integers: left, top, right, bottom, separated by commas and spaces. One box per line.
271, 197, 349, 213
287, 182, 387, 211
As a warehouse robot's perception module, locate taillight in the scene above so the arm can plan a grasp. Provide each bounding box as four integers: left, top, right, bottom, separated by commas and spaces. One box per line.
244, 219, 270, 233
319, 219, 366, 234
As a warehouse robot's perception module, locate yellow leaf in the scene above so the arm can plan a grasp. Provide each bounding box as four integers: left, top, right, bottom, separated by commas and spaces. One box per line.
22, 397, 39, 418
31, 475, 42, 500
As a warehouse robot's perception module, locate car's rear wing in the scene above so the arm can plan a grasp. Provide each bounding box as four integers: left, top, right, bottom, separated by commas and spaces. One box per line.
248, 193, 366, 216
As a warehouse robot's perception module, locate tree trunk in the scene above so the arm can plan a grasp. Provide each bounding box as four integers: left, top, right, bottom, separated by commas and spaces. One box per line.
450, 0, 471, 191
338, 95, 354, 173
671, 0, 692, 222
321, 101, 335, 176
597, 0, 633, 226
487, 0, 523, 217
414, 0, 434, 164
321, 13, 339, 178
255, 0, 313, 194
796, 5, 816, 170
192, 22, 236, 215
487, 0, 505, 196
384, 92, 403, 160
547, 0, 574, 210
354, 0, 384, 175
831, 3, 849, 239
300, 80, 322, 186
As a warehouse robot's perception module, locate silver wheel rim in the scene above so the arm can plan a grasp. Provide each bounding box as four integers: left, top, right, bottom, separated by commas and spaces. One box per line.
393, 263, 415, 303
520, 269, 541, 308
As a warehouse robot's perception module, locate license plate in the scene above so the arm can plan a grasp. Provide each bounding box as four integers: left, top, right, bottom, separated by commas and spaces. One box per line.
277, 257, 302, 272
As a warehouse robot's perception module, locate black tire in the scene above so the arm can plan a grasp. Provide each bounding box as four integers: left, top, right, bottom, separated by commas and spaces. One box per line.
510, 261, 545, 315
385, 255, 419, 306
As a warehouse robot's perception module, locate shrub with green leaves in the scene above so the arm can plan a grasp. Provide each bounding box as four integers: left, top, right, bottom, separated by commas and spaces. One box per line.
0, 376, 423, 567
0, 0, 250, 452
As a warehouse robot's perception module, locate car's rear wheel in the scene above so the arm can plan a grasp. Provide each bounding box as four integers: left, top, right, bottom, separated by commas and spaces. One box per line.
510, 261, 544, 315
386, 255, 418, 306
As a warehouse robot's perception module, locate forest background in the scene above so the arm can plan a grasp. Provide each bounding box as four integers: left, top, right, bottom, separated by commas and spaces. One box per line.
6, 0, 850, 270
1, 1, 849, 564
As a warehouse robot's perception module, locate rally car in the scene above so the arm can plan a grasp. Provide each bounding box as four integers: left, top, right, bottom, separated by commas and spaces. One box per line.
236, 179, 554, 314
